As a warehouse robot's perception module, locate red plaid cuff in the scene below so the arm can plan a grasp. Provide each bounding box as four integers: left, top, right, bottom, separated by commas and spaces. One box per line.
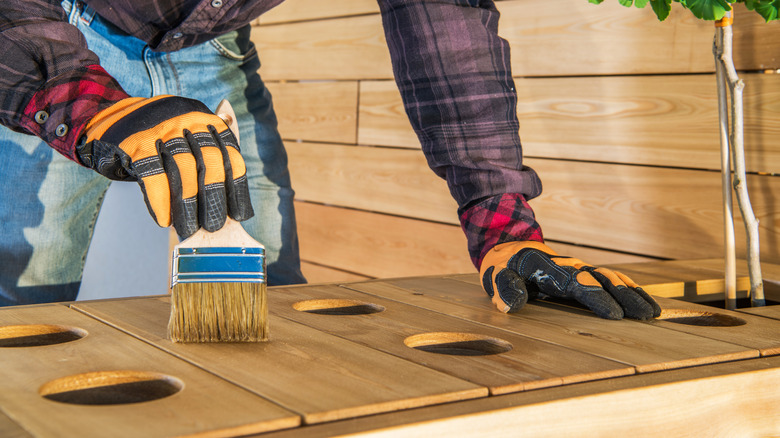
460, 193, 543, 269
20, 65, 129, 162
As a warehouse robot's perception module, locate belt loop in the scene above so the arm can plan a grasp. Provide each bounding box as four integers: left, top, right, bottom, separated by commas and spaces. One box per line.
79, 4, 97, 26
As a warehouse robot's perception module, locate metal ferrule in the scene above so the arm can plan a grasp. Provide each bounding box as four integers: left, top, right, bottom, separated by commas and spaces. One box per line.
171, 247, 266, 286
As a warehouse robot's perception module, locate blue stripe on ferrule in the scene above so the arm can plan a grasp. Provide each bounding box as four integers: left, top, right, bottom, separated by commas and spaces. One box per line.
172, 247, 266, 285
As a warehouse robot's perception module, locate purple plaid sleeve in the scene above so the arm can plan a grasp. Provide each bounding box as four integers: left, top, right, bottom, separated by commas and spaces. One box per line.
460, 193, 543, 269
378, 0, 544, 266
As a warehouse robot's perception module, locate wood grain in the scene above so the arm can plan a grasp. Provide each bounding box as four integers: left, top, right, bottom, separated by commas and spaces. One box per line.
296, 202, 655, 279
0, 409, 30, 438
251, 1, 779, 81
738, 305, 780, 321
266, 81, 358, 144
649, 296, 780, 356
252, 14, 392, 81
0, 305, 299, 438
300, 261, 373, 284
357, 74, 780, 173
344, 277, 758, 373
73, 297, 487, 424
257, 0, 379, 25
295, 201, 474, 279
287, 140, 780, 262
605, 258, 780, 302
269, 284, 634, 395
499, 0, 780, 76
259, 356, 780, 438
286, 142, 457, 224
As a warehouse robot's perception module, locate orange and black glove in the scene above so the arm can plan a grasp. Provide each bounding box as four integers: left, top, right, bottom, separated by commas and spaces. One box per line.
480, 241, 661, 320
75, 95, 253, 238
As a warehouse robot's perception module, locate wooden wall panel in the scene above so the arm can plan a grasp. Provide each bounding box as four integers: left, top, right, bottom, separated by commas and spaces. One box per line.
358, 74, 780, 172
294, 202, 651, 280
252, 14, 392, 81
287, 141, 780, 262
498, 1, 780, 77
529, 159, 780, 262
295, 202, 473, 278
286, 141, 458, 224
253, 1, 780, 81
258, 0, 379, 25
253, 0, 780, 284
266, 81, 359, 144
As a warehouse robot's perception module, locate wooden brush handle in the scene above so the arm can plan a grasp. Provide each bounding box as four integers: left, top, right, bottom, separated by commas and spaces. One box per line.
175, 217, 262, 249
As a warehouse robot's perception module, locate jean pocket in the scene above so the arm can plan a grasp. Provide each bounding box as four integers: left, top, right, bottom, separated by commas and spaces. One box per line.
209, 26, 258, 63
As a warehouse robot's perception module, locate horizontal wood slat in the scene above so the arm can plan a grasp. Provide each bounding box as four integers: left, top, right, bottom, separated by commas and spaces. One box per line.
300, 261, 373, 285
252, 1, 780, 81
295, 202, 473, 278
253, 14, 391, 81
499, 1, 780, 77
287, 141, 780, 262
286, 141, 458, 224
258, 0, 379, 25
296, 202, 661, 279
358, 74, 780, 172
267, 81, 358, 144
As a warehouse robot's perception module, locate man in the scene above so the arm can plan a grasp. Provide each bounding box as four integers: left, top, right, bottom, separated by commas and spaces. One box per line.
0, 0, 659, 319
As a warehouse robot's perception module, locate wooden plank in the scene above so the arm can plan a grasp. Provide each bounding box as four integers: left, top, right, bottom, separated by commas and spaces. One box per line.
605, 258, 780, 302
257, 0, 379, 25
344, 277, 758, 373
300, 261, 373, 284
288, 141, 780, 262
251, 1, 779, 81
0, 410, 30, 438
269, 284, 634, 395
0, 305, 299, 438
252, 14, 392, 81
739, 305, 780, 321
529, 159, 780, 262
649, 296, 780, 356
266, 81, 358, 144
295, 203, 652, 279
295, 202, 474, 279
287, 142, 457, 224
357, 74, 780, 173
260, 356, 780, 438
72, 297, 486, 424
499, 0, 780, 77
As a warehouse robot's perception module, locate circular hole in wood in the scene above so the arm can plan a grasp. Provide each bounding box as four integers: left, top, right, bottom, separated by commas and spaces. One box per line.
658, 309, 747, 327
292, 299, 385, 315
404, 332, 513, 356
0, 324, 87, 348
40, 370, 183, 405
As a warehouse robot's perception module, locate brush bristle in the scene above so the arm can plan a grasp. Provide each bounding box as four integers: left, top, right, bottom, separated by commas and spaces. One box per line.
168, 282, 268, 343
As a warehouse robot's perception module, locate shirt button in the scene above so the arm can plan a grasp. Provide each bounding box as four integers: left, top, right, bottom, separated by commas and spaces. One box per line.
173, 32, 183, 39
211, 0, 223, 7
34, 111, 49, 124
55, 124, 69, 137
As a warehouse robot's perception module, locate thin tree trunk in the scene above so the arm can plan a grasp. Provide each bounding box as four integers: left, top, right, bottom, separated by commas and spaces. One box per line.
713, 12, 765, 308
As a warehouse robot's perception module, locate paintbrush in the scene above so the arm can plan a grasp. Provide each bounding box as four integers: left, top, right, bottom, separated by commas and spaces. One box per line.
167, 100, 268, 343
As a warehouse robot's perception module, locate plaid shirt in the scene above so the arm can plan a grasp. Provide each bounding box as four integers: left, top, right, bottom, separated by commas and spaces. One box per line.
0, 0, 543, 268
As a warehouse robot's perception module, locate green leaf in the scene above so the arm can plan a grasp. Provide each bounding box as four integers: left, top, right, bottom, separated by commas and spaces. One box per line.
744, 0, 780, 21
619, 0, 634, 6
635, 0, 651, 6
649, 0, 673, 19
683, 0, 734, 20
588, 0, 605, 4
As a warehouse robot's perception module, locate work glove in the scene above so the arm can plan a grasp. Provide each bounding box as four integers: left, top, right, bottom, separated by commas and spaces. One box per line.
480, 241, 661, 320
76, 95, 254, 238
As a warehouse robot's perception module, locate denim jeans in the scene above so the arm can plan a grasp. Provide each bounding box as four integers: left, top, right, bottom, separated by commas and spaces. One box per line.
0, 1, 306, 305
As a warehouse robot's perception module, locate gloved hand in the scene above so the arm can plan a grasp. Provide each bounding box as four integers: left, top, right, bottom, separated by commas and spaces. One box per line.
76, 95, 254, 238
480, 241, 661, 320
